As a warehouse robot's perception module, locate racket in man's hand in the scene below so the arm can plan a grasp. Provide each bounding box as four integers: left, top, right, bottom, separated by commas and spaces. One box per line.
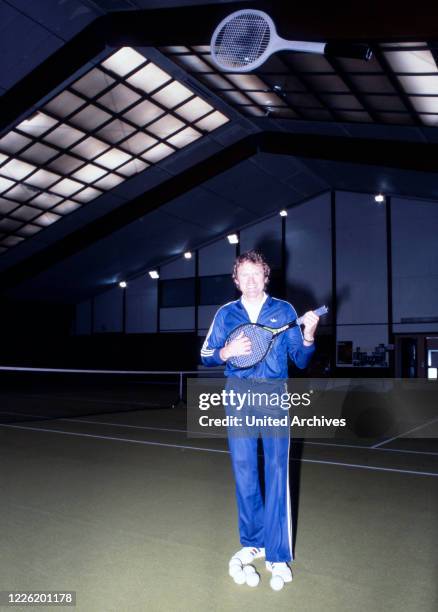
225, 305, 328, 369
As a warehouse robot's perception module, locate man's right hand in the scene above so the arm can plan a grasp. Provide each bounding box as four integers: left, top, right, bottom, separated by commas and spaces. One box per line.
220, 331, 252, 361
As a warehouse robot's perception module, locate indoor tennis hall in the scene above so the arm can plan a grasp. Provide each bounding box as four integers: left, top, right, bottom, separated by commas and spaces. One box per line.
0, 2, 437, 612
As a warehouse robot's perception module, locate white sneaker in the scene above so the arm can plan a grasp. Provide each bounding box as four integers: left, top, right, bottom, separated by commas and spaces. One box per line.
265, 561, 293, 582
229, 546, 265, 566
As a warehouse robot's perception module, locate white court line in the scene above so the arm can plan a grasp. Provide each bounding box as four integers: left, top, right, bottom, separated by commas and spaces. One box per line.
371, 416, 438, 449
1, 422, 437, 478
68, 419, 438, 456
1, 412, 438, 456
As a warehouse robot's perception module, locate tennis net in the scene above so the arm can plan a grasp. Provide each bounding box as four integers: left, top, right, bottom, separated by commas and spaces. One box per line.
0, 366, 214, 424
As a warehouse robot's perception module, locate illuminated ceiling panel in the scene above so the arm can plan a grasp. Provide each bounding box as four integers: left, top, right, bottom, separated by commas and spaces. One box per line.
162, 42, 438, 127
0, 47, 230, 255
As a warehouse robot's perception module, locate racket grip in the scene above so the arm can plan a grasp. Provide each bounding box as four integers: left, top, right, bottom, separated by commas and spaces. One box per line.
324, 42, 373, 61
296, 305, 329, 325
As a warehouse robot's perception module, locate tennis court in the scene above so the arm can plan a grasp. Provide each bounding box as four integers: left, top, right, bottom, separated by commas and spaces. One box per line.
1, 368, 436, 612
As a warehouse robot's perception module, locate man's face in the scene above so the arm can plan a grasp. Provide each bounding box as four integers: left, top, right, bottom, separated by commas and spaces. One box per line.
235, 261, 266, 299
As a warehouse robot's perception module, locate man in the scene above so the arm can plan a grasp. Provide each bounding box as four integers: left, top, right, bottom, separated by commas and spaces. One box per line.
201, 250, 320, 587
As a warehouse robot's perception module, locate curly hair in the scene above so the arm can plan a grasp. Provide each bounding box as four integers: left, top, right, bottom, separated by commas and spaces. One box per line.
232, 250, 271, 287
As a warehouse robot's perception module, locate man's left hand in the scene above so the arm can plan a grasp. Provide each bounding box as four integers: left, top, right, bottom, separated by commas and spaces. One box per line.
301, 310, 320, 342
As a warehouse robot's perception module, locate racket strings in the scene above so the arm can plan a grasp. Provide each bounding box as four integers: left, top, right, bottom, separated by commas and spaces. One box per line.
214, 13, 271, 69
228, 324, 273, 368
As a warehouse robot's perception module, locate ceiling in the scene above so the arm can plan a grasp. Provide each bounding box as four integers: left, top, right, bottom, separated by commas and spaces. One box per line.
1, 0, 438, 303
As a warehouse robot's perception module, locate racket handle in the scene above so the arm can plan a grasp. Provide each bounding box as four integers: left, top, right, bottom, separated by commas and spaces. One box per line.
324, 42, 373, 61
296, 305, 329, 326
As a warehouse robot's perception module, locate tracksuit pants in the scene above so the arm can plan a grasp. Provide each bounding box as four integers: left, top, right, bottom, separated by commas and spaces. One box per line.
227, 411, 293, 563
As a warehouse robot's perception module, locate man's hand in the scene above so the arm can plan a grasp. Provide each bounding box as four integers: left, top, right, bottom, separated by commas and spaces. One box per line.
220, 331, 252, 361
301, 310, 320, 344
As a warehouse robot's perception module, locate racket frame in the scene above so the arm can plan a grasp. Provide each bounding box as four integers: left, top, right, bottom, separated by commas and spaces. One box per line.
211, 9, 371, 73
225, 305, 328, 369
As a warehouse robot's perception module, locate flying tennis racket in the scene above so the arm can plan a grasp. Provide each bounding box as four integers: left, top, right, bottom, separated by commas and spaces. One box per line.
226, 305, 328, 369
211, 10, 372, 72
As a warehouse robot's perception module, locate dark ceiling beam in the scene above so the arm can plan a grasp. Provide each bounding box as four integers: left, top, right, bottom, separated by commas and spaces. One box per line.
259, 131, 438, 173
3, 1, 438, 133
2, 128, 438, 290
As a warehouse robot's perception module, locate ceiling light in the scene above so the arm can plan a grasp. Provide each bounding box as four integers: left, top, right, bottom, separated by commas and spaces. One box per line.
119, 281, 127, 288
227, 234, 239, 244
279, 209, 288, 217
374, 193, 385, 203
149, 270, 159, 279
184, 251, 192, 259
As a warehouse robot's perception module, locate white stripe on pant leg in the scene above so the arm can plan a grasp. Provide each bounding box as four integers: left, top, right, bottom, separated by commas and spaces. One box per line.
286, 432, 293, 558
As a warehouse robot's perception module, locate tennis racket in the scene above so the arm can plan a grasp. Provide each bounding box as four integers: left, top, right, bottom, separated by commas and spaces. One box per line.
226, 305, 328, 369
211, 10, 372, 72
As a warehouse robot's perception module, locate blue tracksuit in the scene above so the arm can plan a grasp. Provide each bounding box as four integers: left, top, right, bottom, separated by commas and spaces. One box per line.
201, 295, 315, 562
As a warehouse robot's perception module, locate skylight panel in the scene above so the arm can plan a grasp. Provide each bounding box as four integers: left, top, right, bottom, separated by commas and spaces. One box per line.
48, 154, 84, 174
94, 149, 132, 170
384, 49, 436, 73
116, 159, 148, 177
10, 205, 41, 221
123, 100, 164, 126
0, 159, 37, 180
409, 97, 438, 113
0, 197, 18, 213
72, 68, 115, 97
51, 178, 84, 197
0, 131, 31, 154
21, 143, 58, 164
72, 164, 108, 183
52, 201, 82, 215
17, 112, 58, 137
30, 192, 63, 209
175, 98, 213, 122
397, 75, 438, 95
0, 177, 15, 193
33, 211, 61, 227
127, 63, 171, 93
147, 115, 185, 139
226, 74, 269, 91
152, 82, 193, 108
94, 174, 125, 189
222, 91, 252, 105
141, 143, 174, 163
419, 114, 438, 126
44, 91, 85, 117
71, 136, 110, 159
167, 127, 202, 148
44, 124, 86, 148
0, 218, 21, 232
97, 84, 141, 113
96, 119, 136, 143
25, 169, 61, 189
72, 187, 102, 203
245, 91, 287, 107
244, 106, 266, 117
199, 74, 231, 89
1, 236, 24, 247
175, 55, 211, 72
195, 111, 229, 131
0, 153, 7, 164
5, 184, 41, 202
70, 105, 112, 130
16, 224, 42, 237
102, 47, 145, 76
120, 132, 157, 155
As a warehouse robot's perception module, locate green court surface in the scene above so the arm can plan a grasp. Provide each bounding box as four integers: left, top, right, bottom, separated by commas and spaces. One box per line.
0, 404, 437, 612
